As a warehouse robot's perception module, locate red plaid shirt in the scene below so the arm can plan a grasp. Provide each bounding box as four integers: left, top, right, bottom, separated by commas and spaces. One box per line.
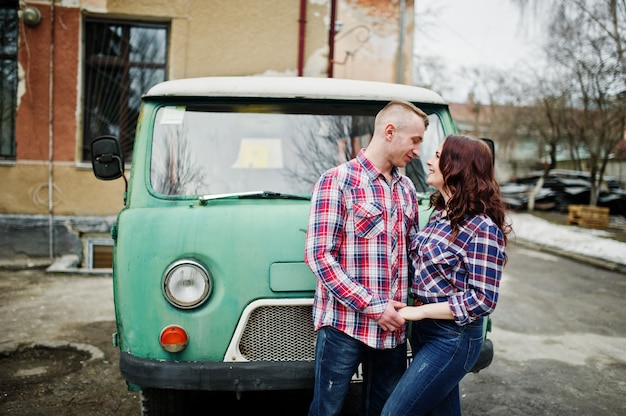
305, 149, 420, 349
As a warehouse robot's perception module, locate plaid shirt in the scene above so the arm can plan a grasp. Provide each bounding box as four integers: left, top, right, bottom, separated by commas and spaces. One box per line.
409, 210, 506, 325
304, 149, 419, 349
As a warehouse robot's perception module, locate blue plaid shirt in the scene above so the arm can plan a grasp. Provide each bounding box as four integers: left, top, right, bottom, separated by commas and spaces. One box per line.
409, 209, 506, 325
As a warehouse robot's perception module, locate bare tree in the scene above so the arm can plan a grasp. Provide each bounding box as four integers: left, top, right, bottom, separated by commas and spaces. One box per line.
285, 114, 376, 190
151, 123, 208, 196
512, 0, 626, 206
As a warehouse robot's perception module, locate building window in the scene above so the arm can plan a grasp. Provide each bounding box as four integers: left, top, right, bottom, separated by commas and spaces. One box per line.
0, 0, 18, 160
82, 18, 168, 162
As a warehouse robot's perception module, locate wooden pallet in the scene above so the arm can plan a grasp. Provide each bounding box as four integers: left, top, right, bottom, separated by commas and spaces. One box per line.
567, 205, 610, 229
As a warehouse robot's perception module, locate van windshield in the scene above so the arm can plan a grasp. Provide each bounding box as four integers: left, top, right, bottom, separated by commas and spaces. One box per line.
150, 103, 445, 197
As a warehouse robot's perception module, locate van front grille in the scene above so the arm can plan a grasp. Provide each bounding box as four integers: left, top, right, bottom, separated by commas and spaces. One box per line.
238, 304, 316, 361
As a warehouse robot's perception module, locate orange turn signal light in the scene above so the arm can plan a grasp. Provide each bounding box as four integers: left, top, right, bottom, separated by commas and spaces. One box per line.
159, 325, 189, 353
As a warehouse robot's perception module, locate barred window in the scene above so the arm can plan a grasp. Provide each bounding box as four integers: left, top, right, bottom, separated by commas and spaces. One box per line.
0, 0, 18, 159
82, 18, 168, 162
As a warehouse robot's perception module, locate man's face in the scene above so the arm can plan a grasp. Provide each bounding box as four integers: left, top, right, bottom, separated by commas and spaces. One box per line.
390, 114, 425, 168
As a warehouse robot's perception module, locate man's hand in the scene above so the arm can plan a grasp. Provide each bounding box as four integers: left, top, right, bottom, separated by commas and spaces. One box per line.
375, 300, 406, 331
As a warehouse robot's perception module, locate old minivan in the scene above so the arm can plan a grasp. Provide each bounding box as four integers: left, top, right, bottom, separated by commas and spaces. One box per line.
91, 76, 493, 414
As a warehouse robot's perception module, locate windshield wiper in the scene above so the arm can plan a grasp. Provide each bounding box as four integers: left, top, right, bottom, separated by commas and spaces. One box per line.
199, 191, 310, 205
239, 191, 310, 201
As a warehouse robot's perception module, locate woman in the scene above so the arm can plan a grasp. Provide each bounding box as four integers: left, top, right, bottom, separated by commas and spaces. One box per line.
382, 135, 512, 416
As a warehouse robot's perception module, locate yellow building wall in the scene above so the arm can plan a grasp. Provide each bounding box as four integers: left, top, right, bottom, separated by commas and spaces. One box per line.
333, 0, 414, 83
1, 163, 125, 216
1, 0, 414, 218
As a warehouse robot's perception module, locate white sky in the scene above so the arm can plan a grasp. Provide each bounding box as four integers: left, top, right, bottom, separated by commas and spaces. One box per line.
411, 3, 626, 265
414, 0, 545, 102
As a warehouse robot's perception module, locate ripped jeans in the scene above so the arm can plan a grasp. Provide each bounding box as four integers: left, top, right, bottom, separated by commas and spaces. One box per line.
381, 317, 484, 416
308, 326, 407, 416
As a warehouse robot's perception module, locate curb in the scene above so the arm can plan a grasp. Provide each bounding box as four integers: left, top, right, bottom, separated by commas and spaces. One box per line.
0, 258, 53, 271
0, 255, 111, 275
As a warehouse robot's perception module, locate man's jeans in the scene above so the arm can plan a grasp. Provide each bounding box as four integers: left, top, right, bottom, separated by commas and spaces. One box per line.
381, 317, 484, 416
308, 326, 407, 416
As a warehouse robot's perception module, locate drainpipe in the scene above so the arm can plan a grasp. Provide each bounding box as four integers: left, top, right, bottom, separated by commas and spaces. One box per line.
48, 2, 55, 259
396, 0, 405, 83
328, 0, 337, 78
298, 0, 306, 76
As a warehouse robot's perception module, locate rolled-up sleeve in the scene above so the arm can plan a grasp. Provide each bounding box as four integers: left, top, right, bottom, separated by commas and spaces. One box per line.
448, 223, 505, 325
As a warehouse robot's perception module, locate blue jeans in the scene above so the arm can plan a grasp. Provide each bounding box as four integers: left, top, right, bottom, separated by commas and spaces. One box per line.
381, 318, 484, 416
308, 326, 407, 416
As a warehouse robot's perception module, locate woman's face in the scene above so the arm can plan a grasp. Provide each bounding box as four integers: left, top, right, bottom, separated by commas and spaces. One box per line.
426, 141, 445, 192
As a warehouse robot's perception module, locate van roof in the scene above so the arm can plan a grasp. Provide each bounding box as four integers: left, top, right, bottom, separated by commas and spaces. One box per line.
145, 76, 446, 105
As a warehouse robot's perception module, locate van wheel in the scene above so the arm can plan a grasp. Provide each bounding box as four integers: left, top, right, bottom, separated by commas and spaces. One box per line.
341, 383, 362, 415
141, 388, 194, 416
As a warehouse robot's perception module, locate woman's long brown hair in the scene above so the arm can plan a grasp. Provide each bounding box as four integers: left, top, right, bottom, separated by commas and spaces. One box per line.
429, 135, 512, 245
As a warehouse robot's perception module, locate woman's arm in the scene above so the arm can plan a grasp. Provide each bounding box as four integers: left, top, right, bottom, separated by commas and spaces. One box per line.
398, 302, 453, 321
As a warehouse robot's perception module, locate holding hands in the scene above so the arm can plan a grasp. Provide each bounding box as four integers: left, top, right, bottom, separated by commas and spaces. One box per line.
376, 300, 407, 331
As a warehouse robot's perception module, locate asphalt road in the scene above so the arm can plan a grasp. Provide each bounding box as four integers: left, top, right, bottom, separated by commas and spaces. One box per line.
460, 243, 626, 415
1, 240, 625, 415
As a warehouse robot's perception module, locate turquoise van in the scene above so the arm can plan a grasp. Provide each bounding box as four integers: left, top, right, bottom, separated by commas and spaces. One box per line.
91, 76, 492, 413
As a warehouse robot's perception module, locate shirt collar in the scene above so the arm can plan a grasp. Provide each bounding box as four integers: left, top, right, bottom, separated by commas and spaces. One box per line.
356, 148, 400, 182
432, 209, 445, 221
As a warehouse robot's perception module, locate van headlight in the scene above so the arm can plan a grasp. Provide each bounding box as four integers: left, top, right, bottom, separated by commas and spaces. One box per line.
162, 260, 211, 309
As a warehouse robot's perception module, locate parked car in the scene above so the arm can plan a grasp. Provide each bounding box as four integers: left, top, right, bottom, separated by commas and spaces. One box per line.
501, 169, 625, 215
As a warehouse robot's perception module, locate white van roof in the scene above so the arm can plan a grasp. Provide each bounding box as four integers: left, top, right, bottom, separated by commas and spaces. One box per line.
145, 76, 446, 105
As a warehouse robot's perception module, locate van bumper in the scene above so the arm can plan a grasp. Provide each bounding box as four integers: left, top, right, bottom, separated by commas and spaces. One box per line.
120, 352, 315, 391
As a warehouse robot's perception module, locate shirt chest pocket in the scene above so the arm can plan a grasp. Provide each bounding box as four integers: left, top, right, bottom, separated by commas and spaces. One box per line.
421, 243, 459, 272
351, 199, 385, 239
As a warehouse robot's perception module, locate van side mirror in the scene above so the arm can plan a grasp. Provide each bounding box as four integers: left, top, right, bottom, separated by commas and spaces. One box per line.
481, 138, 495, 166
91, 136, 124, 180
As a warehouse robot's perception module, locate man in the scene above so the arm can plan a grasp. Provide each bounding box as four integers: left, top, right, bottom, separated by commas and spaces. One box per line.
304, 100, 429, 415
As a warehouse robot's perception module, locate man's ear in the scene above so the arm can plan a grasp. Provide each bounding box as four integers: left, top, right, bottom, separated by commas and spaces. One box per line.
385, 123, 395, 141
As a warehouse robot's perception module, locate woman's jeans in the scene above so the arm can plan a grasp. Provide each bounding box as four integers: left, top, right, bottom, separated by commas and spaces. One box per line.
381, 317, 484, 416
308, 326, 408, 416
